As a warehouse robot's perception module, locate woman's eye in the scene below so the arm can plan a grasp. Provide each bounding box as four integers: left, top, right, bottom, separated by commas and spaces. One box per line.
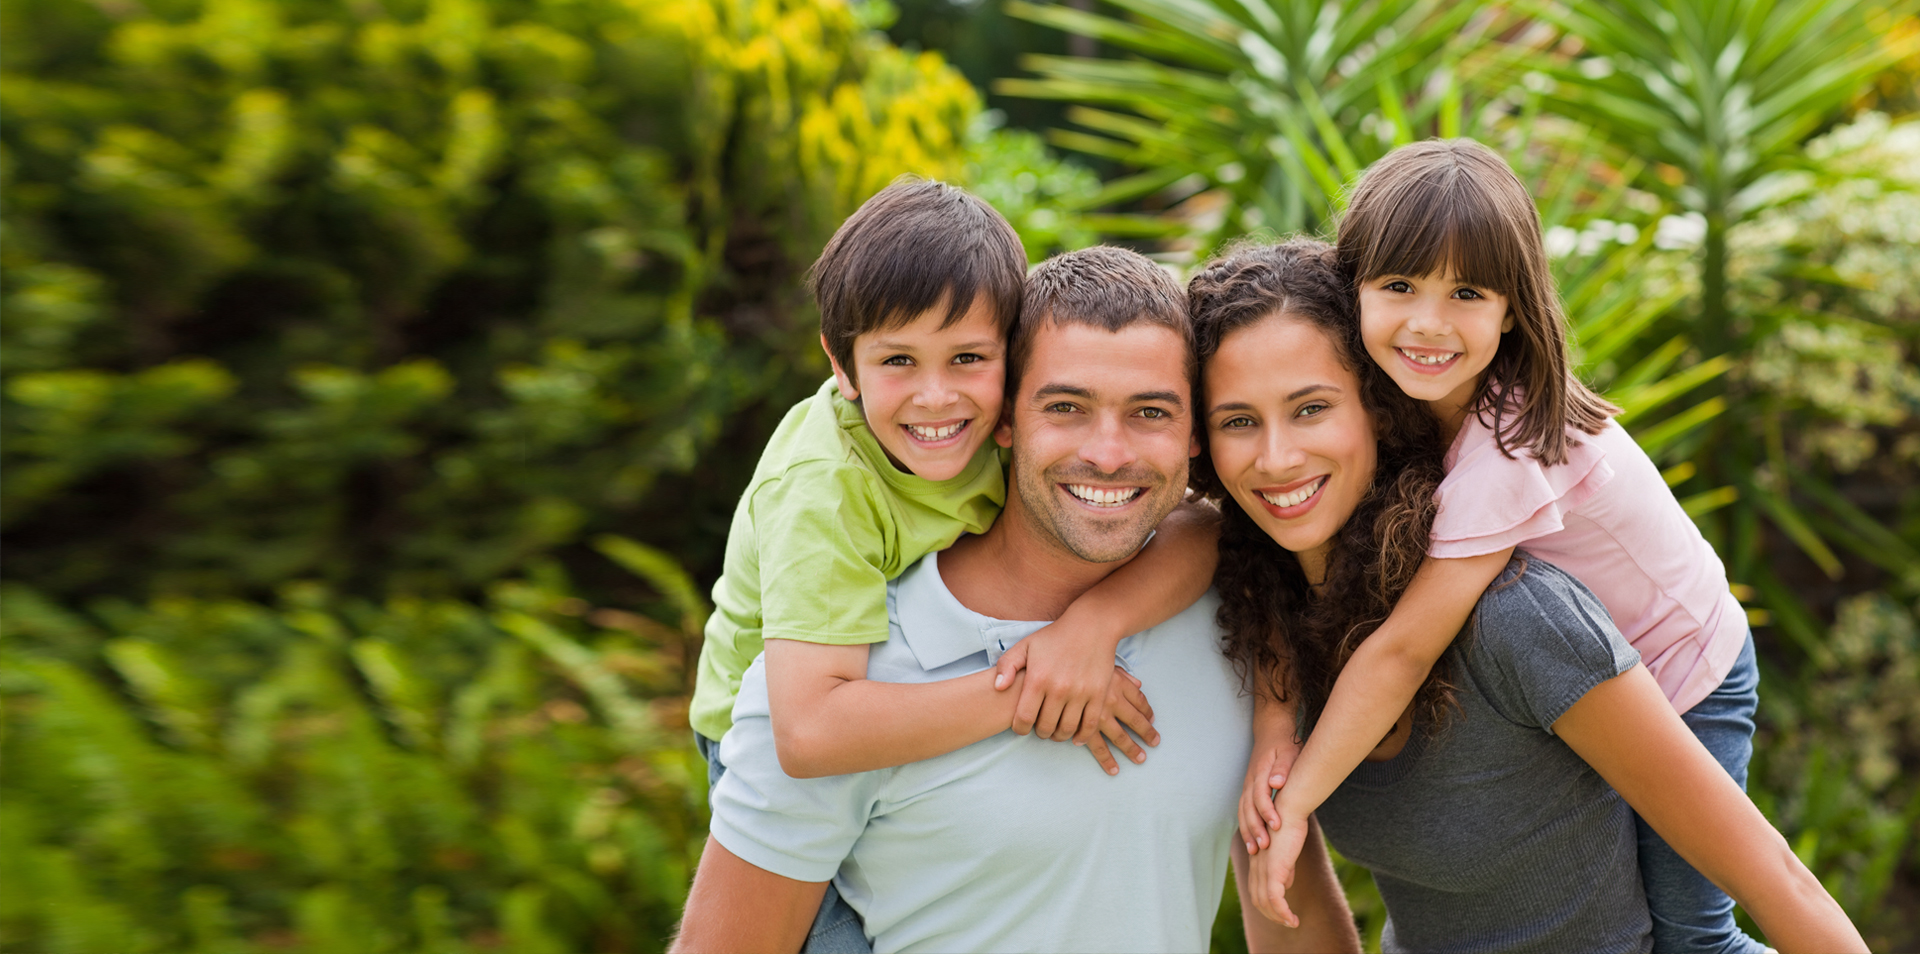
1295, 402, 1329, 418
1217, 415, 1254, 429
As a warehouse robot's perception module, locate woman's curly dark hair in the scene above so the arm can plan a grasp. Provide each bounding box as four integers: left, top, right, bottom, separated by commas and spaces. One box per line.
1188, 238, 1459, 738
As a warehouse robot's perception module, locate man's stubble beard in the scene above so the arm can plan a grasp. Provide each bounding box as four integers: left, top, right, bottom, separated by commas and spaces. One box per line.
1009, 455, 1187, 565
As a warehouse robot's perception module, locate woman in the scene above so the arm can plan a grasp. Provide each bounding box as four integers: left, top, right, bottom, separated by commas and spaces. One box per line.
1190, 239, 1864, 953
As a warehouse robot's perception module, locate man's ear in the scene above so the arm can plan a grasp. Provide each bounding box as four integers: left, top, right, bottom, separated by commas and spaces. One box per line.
821, 334, 859, 401
1189, 430, 1202, 458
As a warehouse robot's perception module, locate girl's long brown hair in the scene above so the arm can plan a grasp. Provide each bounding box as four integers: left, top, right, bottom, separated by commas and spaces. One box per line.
1336, 138, 1617, 465
1189, 239, 1460, 737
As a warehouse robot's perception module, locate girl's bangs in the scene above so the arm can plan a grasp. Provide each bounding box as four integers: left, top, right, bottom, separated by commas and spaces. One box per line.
1353, 178, 1525, 294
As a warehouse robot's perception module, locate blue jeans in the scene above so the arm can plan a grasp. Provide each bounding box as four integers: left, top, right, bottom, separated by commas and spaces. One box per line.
695, 732, 872, 954
1633, 632, 1769, 954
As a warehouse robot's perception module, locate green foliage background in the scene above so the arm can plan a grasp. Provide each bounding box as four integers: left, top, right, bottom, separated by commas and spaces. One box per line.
3, 0, 1918, 952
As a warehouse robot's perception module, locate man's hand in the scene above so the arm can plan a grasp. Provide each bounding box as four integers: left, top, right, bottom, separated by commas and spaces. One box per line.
1247, 812, 1311, 928
990, 616, 1122, 742
1081, 666, 1159, 775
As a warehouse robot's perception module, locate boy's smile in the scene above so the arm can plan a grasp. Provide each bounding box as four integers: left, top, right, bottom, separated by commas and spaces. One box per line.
827, 295, 1006, 482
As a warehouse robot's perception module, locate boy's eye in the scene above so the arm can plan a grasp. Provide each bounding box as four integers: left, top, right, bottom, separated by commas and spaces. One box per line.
881, 354, 914, 367
952, 352, 986, 365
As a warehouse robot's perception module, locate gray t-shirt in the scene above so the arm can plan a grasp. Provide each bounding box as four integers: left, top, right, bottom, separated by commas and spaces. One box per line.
1314, 556, 1648, 954
710, 551, 1253, 953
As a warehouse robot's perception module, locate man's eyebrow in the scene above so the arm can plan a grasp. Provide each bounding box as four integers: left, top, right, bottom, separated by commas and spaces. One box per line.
1130, 389, 1186, 408
1032, 383, 1094, 401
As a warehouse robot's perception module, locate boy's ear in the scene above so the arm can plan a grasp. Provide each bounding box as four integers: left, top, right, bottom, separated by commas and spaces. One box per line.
821, 334, 859, 401
994, 404, 1014, 449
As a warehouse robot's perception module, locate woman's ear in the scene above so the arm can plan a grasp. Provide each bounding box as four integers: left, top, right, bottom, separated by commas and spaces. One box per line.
822, 334, 860, 401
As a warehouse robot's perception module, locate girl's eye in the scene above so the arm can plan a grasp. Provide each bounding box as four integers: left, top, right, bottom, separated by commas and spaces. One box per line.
1453, 287, 1484, 300
1384, 280, 1412, 294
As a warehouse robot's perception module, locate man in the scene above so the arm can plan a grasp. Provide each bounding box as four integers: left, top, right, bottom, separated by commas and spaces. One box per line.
673, 247, 1358, 953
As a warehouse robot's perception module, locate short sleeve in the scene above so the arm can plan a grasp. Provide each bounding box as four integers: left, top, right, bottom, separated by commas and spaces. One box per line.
1431, 418, 1615, 558
754, 463, 893, 646
709, 659, 882, 881
1465, 557, 1641, 733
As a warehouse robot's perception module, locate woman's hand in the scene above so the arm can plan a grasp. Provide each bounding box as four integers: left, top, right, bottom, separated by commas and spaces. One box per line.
1246, 816, 1308, 929
1239, 698, 1303, 853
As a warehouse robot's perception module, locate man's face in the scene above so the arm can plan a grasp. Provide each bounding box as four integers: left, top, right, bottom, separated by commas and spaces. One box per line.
996, 320, 1199, 563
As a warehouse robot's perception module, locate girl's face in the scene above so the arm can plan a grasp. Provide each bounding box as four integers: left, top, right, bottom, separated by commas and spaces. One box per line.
1356, 269, 1512, 433
1205, 314, 1377, 584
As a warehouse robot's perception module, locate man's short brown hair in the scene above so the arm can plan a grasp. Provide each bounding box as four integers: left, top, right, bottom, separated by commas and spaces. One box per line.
809, 179, 1027, 382
1011, 246, 1195, 397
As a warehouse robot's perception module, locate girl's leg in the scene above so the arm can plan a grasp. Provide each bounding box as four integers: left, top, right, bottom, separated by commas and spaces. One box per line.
1634, 631, 1768, 954
700, 731, 871, 953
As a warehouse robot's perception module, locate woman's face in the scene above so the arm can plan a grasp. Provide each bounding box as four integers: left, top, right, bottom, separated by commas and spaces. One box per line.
1205, 314, 1378, 582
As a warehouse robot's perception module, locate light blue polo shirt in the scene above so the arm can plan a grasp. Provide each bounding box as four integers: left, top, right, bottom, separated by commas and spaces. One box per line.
710, 550, 1253, 954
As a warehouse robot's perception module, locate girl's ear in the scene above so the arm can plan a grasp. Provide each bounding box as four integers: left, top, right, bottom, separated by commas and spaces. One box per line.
1500, 306, 1515, 334
822, 334, 860, 401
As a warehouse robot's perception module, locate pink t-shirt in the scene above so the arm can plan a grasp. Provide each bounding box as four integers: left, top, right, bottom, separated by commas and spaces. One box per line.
1433, 412, 1747, 714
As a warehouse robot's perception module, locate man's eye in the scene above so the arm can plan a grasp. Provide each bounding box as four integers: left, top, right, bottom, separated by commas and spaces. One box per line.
881, 355, 913, 366
1045, 402, 1078, 414
1137, 407, 1168, 420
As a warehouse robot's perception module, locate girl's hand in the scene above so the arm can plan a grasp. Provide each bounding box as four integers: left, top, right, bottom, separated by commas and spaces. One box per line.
1247, 818, 1307, 928
1081, 666, 1158, 775
1238, 735, 1303, 853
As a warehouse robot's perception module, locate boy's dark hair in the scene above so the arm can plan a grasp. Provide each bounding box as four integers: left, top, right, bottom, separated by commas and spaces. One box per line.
1011, 246, 1194, 397
1336, 138, 1617, 465
809, 178, 1026, 384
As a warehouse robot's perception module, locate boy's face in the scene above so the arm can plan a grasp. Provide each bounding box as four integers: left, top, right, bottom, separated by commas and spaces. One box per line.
825, 296, 1007, 481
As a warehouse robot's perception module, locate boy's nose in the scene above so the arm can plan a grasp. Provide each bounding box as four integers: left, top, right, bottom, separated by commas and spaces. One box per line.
913, 370, 958, 408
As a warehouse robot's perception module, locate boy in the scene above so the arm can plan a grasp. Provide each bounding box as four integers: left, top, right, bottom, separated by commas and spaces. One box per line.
689, 180, 1216, 792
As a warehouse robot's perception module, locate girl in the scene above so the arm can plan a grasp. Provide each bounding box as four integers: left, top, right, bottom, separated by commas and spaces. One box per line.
1199, 239, 1858, 953
1241, 141, 1765, 954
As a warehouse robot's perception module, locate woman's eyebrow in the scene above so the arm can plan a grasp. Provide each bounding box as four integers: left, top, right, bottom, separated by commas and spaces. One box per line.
1286, 384, 1340, 401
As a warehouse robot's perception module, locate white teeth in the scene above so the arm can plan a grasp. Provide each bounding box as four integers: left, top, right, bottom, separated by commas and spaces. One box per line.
1399, 348, 1456, 366
1064, 484, 1142, 507
907, 421, 965, 441
1260, 476, 1326, 509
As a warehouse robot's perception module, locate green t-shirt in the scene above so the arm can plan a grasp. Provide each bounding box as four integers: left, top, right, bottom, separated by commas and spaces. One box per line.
688, 378, 1006, 741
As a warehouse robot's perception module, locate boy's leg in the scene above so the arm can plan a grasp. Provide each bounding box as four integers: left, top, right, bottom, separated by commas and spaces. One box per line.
1633, 631, 1768, 954
698, 730, 870, 953
799, 883, 871, 954
695, 731, 726, 790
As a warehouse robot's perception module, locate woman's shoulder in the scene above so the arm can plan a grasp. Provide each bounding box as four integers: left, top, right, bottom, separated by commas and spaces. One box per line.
1462, 555, 1642, 730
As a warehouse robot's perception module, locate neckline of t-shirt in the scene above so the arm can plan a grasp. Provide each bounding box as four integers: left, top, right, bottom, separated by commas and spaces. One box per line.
836, 401, 999, 497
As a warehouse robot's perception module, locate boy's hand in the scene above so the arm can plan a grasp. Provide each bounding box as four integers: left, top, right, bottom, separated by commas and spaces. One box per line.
991, 617, 1121, 742
1081, 667, 1159, 775
1238, 737, 1303, 854
1247, 813, 1309, 928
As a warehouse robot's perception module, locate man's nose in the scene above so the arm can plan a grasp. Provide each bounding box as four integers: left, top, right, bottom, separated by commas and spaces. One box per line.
1079, 413, 1138, 474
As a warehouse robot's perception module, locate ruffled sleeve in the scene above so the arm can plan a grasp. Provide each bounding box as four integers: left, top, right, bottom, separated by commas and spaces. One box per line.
1431, 415, 1615, 559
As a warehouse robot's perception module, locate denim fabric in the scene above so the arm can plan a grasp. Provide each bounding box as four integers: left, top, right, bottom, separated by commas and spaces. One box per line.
694, 731, 872, 954
1633, 631, 1770, 954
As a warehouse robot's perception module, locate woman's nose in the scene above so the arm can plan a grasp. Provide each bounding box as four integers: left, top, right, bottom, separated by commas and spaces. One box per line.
1259, 430, 1307, 473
